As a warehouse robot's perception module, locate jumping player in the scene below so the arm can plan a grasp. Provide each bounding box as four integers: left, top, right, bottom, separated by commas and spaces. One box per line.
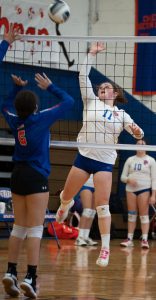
56, 42, 144, 267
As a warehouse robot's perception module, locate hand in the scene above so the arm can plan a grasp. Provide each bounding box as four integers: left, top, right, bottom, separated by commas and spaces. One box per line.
89, 42, 105, 55
129, 124, 142, 138
11, 74, 28, 86
35, 73, 52, 90
3, 23, 21, 44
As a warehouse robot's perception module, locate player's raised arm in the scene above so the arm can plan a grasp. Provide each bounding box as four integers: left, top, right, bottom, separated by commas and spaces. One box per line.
0, 24, 21, 62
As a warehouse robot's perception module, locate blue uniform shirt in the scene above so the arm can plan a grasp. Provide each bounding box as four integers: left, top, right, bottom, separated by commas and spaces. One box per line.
1, 83, 74, 178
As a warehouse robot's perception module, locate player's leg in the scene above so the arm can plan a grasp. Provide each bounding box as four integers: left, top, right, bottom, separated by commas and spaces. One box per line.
93, 171, 112, 267
56, 166, 90, 223
75, 189, 97, 246
2, 194, 27, 297
20, 191, 49, 299
138, 191, 150, 249
120, 192, 137, 247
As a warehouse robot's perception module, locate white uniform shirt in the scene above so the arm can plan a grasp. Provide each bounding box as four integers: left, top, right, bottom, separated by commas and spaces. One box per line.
84, 174, 94, 188
121, 155, 156, 192
78, 54, 144, 165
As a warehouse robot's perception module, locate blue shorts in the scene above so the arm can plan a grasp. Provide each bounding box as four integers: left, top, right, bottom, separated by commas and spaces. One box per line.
72, 186, 95, 214
80, 186, 95, 193
132, 188, 151, 196
74, 153, 113, 174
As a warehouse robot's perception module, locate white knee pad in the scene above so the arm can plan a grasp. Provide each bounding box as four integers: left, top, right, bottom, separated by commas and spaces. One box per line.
140, 215, 149, 224
96, 205, 111, 218
60, 190, 73, 205
128, 211, 137, 223
11, 224, 28, 240
27, 225, 44, 239
82, 208, 96, 219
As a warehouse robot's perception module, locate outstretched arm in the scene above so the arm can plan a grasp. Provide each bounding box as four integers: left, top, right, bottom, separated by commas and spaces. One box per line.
35, 72, 73, 104
0, 24, 21, 62
35, 73, 74, 125
79, 42, 105, 103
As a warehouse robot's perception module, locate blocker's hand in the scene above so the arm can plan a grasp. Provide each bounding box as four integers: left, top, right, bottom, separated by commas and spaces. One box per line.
35, 73, 52, 90
4, 23, 21, 44
11, 74, 28, 86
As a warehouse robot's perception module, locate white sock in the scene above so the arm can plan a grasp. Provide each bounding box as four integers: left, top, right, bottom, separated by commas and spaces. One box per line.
142, 234, 148, 241
78, 229, 85, 238
101, 234, 110, 249
83, 229, 90, 240
128, 233, 134, 241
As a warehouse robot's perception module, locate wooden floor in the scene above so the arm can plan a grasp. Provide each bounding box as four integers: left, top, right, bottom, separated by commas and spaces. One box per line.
0, 238, 156, 300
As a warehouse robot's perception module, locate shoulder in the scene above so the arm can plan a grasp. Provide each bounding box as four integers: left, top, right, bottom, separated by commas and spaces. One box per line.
126, 156, 136, 163
146, 155, 156, 163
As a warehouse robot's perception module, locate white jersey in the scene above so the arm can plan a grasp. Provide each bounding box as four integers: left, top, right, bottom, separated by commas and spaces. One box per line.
78, 54, 144, 165
84, 174, 94, 188
121, 155, 156, 192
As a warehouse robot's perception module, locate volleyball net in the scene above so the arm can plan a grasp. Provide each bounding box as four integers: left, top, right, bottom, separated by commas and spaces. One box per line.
0, 35, 156, 152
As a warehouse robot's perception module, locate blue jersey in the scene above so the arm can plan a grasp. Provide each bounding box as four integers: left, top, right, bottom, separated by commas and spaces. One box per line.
0, 40, 9, 62
1, 84, 74, 178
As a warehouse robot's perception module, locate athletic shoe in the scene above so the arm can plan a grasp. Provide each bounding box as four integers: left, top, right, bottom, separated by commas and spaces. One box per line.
96, 248, 110, 267
20, 274, 37, 299
2, 273, 20, 297
141, 240, 149, 249
56, 199, 74, 223
85, 237, 98, 246
75, 236, 88, 246
120, 239, 134, 247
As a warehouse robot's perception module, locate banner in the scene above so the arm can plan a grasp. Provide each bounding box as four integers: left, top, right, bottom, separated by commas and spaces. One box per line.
133, 0, 156, 95
0, 0, 60, 65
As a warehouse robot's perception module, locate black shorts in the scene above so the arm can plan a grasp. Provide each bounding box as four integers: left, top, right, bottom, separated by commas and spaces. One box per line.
10, 162, 49, 196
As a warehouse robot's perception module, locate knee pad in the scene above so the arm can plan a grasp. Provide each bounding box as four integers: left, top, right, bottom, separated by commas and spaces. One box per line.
60, 190, 73, 205
140, 215, 149, 224
11, 224, 28, 240
27, 225, 44, 239
82, 208, 96, 219
96, 205, 111, 218
128, 211, 137, 222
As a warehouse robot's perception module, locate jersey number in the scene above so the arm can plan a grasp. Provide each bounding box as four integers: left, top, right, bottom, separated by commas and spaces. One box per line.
18, 129, 27, 146
103, 110, 112, 120
134, 163, 142, 171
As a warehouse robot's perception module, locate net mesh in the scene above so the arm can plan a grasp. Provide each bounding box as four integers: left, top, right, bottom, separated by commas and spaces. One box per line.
0, 35, 156, 152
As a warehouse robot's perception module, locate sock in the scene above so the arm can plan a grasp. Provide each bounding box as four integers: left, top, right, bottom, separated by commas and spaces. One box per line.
101, 234, 110, 249
128, 233, 134, 241
26, 265, 37, 278
78, 228, 85, 238
83, 229, 90, 240
7, 262, 17, 276
142, 234, 148, 241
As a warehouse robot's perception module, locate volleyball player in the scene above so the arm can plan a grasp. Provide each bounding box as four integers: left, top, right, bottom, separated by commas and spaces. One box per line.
0, 24, 20, 62
56, 42, 144, 267
75, 174, 98, 246
120, 139, 156, 249
1, 73, 74, 298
